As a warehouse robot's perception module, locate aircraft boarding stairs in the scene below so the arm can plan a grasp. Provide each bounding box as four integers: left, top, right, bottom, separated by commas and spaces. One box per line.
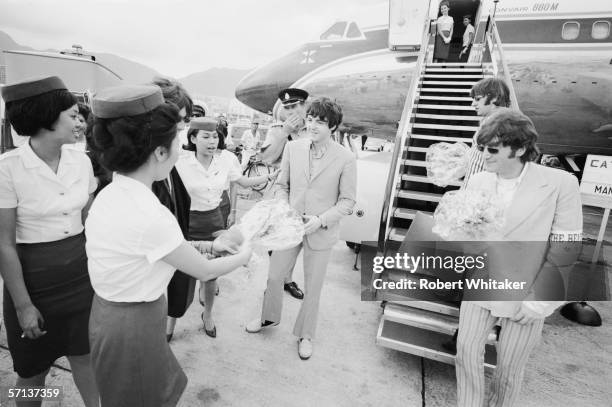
375, 61, 499, 367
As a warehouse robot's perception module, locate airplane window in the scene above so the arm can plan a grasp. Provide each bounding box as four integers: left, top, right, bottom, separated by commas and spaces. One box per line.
320, 22, 347, 41
347, 22, 362, 38
561, 22, 580, 40
592, 21, 611, 40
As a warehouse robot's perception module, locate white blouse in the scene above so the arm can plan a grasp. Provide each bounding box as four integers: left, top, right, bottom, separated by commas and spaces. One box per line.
0, 142, 97, 243
437, 15, 454, 32
175, 150, 242, 211
85, 174, 184, 302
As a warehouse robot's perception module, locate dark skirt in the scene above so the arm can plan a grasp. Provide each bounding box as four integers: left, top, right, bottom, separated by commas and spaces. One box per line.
167, 271, 196, 318
434, 30, 451, 60
188, 207, 225, 241
219, 190, 231, 228
2, 233, 93, 378
89, 295, 187, 407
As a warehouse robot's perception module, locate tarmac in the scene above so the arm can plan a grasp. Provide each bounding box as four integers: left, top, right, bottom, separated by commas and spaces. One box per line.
1, 193, 611, 406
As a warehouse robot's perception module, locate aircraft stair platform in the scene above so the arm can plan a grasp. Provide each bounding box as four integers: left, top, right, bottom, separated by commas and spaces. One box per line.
374, 12, 520, 367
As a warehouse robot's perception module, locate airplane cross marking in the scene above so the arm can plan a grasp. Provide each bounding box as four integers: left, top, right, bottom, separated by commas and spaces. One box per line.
301, 49, 316, 64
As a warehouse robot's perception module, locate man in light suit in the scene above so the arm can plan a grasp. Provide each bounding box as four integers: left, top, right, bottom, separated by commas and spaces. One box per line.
456, 108, 583, 406
246, 97, 357, 360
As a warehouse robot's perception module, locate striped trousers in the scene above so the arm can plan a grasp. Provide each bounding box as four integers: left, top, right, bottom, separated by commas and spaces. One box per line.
455, 302, 544, 407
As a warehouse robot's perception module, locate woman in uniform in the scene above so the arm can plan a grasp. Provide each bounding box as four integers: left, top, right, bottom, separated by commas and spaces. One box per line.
176, 117, 277, 338
434, 1, 454, 62
0, 76, 100, 407
85, 85, 251, 407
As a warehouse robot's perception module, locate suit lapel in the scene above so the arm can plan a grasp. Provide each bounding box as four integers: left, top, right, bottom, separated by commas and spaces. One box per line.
503, 164, 554, 237
310, 142, 340, 182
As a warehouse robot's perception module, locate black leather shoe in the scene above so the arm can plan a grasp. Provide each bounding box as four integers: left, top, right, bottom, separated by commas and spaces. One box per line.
284, 282, 304, 300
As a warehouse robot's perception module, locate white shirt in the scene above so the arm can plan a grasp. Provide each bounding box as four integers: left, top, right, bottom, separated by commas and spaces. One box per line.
0, 142, 97, 243
241, 129, 261, 151
437, 15, 454, 32
85, 174, 184, 302
175, 150, 242, 211
463, 23, 475, 47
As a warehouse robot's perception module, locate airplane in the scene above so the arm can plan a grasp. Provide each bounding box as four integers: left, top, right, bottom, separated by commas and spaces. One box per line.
235, 0, 612, 160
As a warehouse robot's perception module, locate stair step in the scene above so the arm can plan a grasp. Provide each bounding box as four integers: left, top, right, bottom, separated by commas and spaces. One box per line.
383, 303, 458, 335
401, 159, 427, 167
389, 227, 408, 241
406, 146, 429, 153
423, 74, 484, 79
388, 301, 459, 317
418, 95, 473, 102
417, 104, 476, 111
426, 63, 482, 67
425, 68, 483, 73
397, 190, 443, 202
422, 81, 478, 86
412, 123, 479, 132
415, 113, 480, 121
393, 207, 433, 219
418, 88, 471, 94
410, 134, 473, 143
401, 174, 462, 187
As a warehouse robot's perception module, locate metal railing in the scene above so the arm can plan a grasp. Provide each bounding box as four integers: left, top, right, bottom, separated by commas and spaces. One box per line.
377, 18, 433, 253
482, 20, 519, 110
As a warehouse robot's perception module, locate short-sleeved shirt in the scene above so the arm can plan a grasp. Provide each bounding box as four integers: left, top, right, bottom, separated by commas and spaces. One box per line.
437, 15, 454, 32
85, 174, 184, 302
175, 150, 242, 211
241, 129, 261, 152
463, 24, 475, 47
0, 142, 97, 243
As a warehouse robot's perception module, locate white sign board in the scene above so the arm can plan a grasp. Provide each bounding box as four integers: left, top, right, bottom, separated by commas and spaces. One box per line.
580, 155, 612, 209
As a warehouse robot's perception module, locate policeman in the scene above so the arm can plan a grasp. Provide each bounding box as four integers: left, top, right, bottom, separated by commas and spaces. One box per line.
260, 87, 309, 300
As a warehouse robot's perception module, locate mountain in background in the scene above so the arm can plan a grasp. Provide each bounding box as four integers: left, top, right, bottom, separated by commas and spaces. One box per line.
1, 30, 251, 100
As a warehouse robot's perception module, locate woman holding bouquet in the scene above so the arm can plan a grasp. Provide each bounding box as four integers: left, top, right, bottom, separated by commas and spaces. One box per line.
86, 85, 251, 407
175, 117, 278, 338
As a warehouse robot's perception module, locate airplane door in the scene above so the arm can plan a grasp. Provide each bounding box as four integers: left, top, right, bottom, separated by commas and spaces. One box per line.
388, 0, 432, 50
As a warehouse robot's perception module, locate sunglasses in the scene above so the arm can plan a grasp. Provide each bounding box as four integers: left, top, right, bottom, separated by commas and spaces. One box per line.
476, 145, 500, 154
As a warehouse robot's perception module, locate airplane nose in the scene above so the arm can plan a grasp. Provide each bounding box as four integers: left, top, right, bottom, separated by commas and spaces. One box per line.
235, 69, 284, 114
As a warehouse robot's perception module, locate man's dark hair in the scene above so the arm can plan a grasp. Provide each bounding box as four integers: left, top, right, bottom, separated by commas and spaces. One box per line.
151, 76, 193, 116
470, 78, 511, 107
89, 102, 181, 172
477, 108, 540, 163
5, 89, 77, 136
306, 97, 343, 131
78, 102, 91, 120
463, 15, 472, 22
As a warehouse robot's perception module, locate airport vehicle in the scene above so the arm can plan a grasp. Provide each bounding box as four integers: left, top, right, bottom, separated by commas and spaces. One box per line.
1, 46, 123, 152
235, 0, 612, 366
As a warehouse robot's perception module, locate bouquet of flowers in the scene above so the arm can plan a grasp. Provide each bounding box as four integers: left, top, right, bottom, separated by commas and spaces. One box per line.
425, 142, 470, 187
215, 199, 305, 278
432, 189, 504, 241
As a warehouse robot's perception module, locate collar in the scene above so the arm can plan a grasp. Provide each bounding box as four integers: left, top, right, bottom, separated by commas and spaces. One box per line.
310, 139, 331, 155
496, 162, 529, 186
113, 173, 155, 194
20, 141, 77, 169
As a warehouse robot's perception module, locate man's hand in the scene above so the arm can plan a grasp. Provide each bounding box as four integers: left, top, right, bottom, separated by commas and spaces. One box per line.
303, 215, 322, 235
283, 113, 304, 134
510, 302, 543, 325
16, 304, 47, 339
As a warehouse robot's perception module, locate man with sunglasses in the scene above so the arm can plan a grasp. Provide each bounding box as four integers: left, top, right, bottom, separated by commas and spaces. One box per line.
463, 78, 511, 186
455, 108, 582, 407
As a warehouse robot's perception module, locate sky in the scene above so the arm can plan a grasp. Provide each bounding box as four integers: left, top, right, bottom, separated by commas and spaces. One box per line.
0, 0, 389, 78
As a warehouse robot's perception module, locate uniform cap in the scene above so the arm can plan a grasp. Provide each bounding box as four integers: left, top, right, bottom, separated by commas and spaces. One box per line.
277, 88, 309, 106
1, 76, 67, 103
92, 85, 164, 118
189, 117, 218, 131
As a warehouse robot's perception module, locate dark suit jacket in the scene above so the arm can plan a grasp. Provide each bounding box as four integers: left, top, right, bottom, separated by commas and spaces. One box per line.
153, 167, 195, 318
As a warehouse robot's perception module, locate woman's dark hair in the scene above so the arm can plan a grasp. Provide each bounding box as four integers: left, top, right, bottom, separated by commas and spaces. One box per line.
78, 102, 91, 120
184, 128, 224, 151
440, 0, 450, 10
5, 89, 77, 136
306, 97, 343, 131
477, 108, 540, 163
89, 102, 180, 172
151, 76, 193, 116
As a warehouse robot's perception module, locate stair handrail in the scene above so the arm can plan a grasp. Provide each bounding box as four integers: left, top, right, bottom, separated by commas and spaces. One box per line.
484, 19, 519, 110
377, 17, 433, 253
